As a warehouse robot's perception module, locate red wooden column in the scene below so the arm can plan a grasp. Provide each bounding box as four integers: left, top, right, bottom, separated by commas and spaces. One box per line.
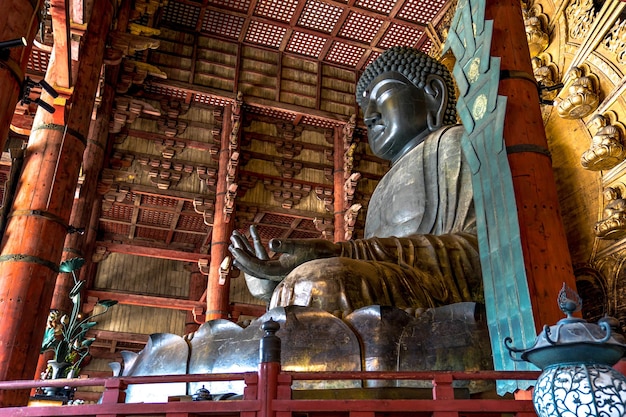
0, 0, 113, 406
333, 126, 346, 242
52, 1, 125, 316
485, 0, 577, 327
206, 105, 236, 321
0, 0, 41, 153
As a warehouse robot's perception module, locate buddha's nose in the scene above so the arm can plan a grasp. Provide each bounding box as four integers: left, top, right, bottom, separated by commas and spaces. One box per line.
363, 102, 380, 127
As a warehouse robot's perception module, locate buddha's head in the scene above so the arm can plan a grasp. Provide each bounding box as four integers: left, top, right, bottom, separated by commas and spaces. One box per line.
356, 46, 457, 163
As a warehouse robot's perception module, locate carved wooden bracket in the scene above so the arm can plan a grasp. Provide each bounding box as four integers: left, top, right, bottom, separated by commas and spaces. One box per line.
193, 197, 216, 226
344, 203, 362, 241
263, 179, 312, 209
344, 172, 362, 206
313, 217, 334, 240
110, 97, 161, 134
314, 186, 334, 212
274, 159, 303, 178
92, 246, 111, 263
100, 184, 130, 212
198, 258, 210, 275
197, 165, 218, 188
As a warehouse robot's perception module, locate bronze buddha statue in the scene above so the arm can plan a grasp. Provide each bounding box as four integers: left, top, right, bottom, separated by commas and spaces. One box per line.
230, 46, 483, 315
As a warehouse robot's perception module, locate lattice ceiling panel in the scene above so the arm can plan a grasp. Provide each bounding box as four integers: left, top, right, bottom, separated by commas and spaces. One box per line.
298, 0, 344, 33
102, 204, 134, 222
27, 48, 50, 74
339, 12, 384, 44
243, 105, 297, 122
99, 221, 131, 236
161, 0, 443, 70
286, 32, 327, 58
208, 0, 251, 13
162, 1, 201, 28
202, 10, 245, 39
245, 21, 287, 48
355, 0, 396, 14
325, 41, 365, 67
177, 214, 209, 232
194, 93, 232, 107
397, 0, 447, 24
254, 0, 298, 22
378, 23, 424, 49
142, 194, 180, 209
139, 209, 175, 226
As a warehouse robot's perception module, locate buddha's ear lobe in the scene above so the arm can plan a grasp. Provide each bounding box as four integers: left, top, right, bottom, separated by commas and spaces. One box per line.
424, 74, 448, 131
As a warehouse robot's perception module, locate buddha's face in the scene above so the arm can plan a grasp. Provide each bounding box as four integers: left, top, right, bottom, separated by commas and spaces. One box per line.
362, 71, 431, 162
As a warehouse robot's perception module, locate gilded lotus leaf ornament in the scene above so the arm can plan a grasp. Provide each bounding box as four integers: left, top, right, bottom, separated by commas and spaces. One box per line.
581, 114, 626, 171
556, 67, 599, 119
594, 186, 626, 240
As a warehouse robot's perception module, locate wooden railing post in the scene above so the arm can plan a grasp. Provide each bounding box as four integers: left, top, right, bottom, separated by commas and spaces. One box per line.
258, 319, 281, 417
99, 378, 126, 405
432, 373, 457, 417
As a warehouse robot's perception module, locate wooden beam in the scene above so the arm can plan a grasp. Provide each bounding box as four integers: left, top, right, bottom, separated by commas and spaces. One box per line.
49, 0, 72, 88
87, 289, 205, 311
87, 329, 150, 345
96, 241, 208, 263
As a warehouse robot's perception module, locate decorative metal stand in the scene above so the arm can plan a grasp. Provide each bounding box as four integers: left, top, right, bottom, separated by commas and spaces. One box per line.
505, 283, 626, 417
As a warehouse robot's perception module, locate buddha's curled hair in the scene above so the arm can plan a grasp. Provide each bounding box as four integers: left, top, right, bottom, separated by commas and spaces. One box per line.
356, 46, 457, 126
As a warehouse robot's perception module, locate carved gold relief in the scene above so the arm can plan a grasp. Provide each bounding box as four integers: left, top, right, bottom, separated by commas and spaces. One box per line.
524, 16, 549, 57
556, 66, 599, 119
532, 55, 560, 102
581, 113, 626, 171
595, 185, 626, 240
565, 0, 595, 41
472, 94, 487, 120
602, 18, 626, 65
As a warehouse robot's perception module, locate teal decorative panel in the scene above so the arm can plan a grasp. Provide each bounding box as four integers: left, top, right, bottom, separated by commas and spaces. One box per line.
443, 0, 538, 395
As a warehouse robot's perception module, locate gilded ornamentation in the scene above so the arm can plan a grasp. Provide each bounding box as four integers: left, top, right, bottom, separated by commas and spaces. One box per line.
472, 94, 487, 120
524, 15, 549, 57
565, 0, 595, 41
532, 55, 559, 102
595, 186, 626, 240
556, 67, 599, 119
581, 114, 626, 171
602, 18, 626, 65
467, 58, 481, 83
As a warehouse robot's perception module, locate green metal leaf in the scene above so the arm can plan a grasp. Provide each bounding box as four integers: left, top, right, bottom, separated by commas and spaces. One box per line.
80, 321, 98, 330
97, 299, 118, 308
69, 280, 85, 298
59, 257, 85, 273
81, 338, 96, 347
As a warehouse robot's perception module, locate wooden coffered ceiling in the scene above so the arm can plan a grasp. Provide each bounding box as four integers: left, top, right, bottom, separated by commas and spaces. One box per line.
12, 0, 448, 264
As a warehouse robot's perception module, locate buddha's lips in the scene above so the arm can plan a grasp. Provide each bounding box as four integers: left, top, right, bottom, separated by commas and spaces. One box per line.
368, 125, 385, 140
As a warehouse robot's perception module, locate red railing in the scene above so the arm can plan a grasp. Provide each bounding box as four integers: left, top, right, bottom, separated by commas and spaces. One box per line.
0, 366, 540, 417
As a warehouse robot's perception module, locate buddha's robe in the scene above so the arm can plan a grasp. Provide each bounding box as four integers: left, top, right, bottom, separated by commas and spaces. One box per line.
270, 125, 483, 313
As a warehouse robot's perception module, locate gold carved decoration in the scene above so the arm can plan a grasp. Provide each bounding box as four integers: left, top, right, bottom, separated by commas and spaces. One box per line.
581, 113, 626, 171
467, 58, 480, 83
472, 94, 487, 120
602, 18, 626, 65
532, 55, 559, 100
565, 0, 595, 41
595, 185, 626, 240
556, 66, 599, 119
